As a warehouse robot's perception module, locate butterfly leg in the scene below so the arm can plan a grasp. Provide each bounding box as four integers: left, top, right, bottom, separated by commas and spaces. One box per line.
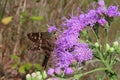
42, 55, 50, 69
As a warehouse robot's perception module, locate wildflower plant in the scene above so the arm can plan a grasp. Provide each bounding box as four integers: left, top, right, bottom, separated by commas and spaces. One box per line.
46, 0, 120, 80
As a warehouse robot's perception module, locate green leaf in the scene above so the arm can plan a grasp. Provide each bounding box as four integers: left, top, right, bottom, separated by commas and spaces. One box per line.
19, 66, 26, 73
94, 0, 98, 2
34, 64, 42, 71
24, 63, 32, 70
12, 63, 19, 69
30, 16, 43, 21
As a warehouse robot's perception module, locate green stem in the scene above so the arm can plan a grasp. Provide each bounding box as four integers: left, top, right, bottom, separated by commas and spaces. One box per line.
0, 0, 8, 20
91, 28, 99, 42
76, 67, 107, 79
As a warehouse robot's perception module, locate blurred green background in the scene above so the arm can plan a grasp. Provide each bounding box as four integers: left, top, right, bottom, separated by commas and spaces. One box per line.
0, 0, 120, 80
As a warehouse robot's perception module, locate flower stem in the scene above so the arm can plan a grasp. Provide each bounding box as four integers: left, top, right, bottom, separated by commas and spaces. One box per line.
76, 67, 107, 79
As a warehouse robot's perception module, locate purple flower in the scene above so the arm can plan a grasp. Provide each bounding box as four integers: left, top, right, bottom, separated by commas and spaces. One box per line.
52, 78, 59, 80
96, 7, 106, 15
98, 18, 107, 26
86, 10, 99, 27
98, 0, 105, 7
54, 67, 61, 74
55, 50, 74, 68
74, 43, 93, 63
106, 6, 119, 17
56, 30, 79, 49
63, 15, 88, 32
47, 68, 54, 76
64, 68, 73, 75
48, 26, 57, 33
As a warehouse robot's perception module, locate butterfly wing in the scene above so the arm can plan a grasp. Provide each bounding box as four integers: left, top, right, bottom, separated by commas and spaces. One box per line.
27, 33, 41, 43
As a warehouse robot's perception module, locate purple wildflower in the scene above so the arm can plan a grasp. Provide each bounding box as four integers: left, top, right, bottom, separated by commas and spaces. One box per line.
47, 68, 54, 76
54, 67, 61, 74
106, 6, 119, 17
52, 78, 59, 80
98, 18, 107, 26
55, 50, 74, 68
64, 68, 73, 75
86, 10, 99, 27
56, 30, 79, 49
96, 7, 106, 15
74, 43, 93, 63
98, 0, 105, 7
48, 26, 57, 33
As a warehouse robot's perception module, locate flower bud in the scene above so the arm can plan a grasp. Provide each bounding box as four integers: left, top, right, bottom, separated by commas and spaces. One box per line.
116, 47, 120, 53
98, 18, 107, 26
113, 41, 119, 48
109, 47, 114, 53
36, 75, 42, 80
106, 43, 110, 52
95, 42, 100, 48
98, 0, 105, 7
54, 67, 61, 75
36, 71, 41, 76
64, 68, 73, 75
42, 70, 47, 79
26, 74, 31, 80
47, 68, 54, 76
31, 72, 36, 77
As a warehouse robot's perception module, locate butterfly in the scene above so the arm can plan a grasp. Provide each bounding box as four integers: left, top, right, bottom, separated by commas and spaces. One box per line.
27, 32, 56, 69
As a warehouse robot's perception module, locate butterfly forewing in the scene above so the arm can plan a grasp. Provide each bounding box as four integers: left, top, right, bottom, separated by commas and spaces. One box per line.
27, 33, 41, 43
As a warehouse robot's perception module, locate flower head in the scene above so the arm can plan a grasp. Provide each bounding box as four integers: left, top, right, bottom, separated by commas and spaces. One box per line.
106, 6, 119, 17
86, 10, 99, 27
74, 43, 93, 63
54, 67, 61, 74
98, 0, 105, 7
64, 68, 73, 75
47, 68, 54, 76
98, 18, 107, 26
96, 7, 106, 15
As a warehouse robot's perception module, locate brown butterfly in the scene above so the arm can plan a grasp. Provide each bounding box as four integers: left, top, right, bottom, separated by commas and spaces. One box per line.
27, 32, 56, 69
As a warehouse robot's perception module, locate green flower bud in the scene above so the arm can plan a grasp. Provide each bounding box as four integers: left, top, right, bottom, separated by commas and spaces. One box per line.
106, 43, 110, 52
36, 75, 42, 80
109, 47, 114, 53
42, 70, 47, 79
36, 71, 41, 76
95, 42, 100, 48
26, 74, 31, 80
113, 41, 119, 48
116, 47, 120, 53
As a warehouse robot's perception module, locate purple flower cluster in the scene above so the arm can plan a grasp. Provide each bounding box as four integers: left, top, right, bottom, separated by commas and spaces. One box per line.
47, 0, 120, 76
